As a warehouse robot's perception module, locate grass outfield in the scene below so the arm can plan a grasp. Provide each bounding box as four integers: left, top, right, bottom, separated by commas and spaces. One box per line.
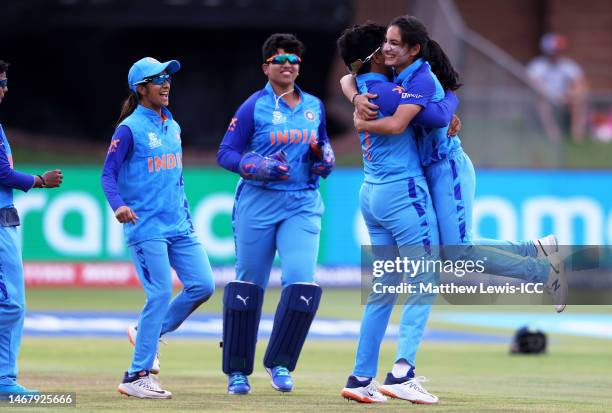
12, 288, 612, 412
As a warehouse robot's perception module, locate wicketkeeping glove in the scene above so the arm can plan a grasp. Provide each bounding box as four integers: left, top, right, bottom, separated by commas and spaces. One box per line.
310, 140, 335, 179
239, 150, 290, 182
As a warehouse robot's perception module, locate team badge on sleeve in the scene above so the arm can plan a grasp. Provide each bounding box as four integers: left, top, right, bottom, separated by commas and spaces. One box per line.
228, 117, 238, 132
108, 139, 120, 153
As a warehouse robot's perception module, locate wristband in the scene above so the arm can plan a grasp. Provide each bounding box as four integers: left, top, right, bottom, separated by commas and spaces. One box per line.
37, 174, 46, 188
351, 93, 359, 105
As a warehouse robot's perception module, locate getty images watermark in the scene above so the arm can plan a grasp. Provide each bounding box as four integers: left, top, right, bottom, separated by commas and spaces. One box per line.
361, 245, 612, 306
370, 255, 545, 295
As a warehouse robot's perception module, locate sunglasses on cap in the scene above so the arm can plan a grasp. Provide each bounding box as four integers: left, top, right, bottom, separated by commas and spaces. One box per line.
133, 73, 171, 86
265, 53, 301, 65
349, 46, 381, 75
0, 79, 7, 88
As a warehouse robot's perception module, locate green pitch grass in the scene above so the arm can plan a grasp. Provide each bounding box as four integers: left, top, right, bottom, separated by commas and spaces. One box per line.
11, 288, 612, 413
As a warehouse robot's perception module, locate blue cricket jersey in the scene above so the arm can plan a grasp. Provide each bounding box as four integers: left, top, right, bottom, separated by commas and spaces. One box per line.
0, 124, 35, 210
101, 105, 193, 245
217, 82, 329, 191
354, 72, 459, 184
394, 58, 463, 166
355, 73, 423, 184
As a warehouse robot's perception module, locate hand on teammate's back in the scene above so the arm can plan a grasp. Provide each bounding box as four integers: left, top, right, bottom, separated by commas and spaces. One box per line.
447, 114, 462, 137
41, 169, 63, 188
239, 150, 290, 182
114, 206, 139, 225
354, 93, 379, 120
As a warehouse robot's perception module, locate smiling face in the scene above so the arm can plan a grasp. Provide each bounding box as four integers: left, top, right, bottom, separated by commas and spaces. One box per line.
0, 72, 7, 105
382, 25, 420, 71
136, 71, 170, 111
262, 48, 300, 89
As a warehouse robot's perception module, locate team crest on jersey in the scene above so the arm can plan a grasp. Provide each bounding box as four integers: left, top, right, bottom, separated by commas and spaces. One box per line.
392, 86, 406, 94
272, 110, 287, 125
148, 132, 162, 149
304, 110, 316, 122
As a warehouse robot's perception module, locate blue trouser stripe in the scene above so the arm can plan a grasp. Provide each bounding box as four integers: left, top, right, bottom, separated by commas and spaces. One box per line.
408, 177, 416, 198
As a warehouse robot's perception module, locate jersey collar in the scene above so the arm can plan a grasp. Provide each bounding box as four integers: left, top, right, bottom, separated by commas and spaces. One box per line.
134, 104, 173, 123
264, 82, 303, 111
394, 57, 425, 85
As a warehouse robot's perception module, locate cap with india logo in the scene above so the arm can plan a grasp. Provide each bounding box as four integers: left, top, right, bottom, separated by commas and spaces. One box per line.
128, 57, 181, 92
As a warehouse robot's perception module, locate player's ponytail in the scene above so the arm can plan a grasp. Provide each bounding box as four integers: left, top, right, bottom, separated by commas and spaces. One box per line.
115, 92, 138, 127
389, 15, 462, 91
423, 38, 461, 91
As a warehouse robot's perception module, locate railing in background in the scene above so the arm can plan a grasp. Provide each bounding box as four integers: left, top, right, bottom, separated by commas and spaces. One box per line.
410, 0, 606, 168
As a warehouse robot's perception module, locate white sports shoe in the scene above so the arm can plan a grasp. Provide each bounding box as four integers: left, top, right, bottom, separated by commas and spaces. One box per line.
128, 326, 161, 374
341, 379, 387, 403
379, 376, 439, 405
536, 235, 558, 258
117, 372, 172, 399
545, 252, 568, 313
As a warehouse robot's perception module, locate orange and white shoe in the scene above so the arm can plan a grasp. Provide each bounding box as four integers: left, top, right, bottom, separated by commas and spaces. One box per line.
379, 373, 439, 404
340, 376, 387, 403
127, 325, 161, 374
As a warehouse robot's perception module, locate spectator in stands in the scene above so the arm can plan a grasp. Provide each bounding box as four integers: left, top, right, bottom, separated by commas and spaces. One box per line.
527, 32, 588, 143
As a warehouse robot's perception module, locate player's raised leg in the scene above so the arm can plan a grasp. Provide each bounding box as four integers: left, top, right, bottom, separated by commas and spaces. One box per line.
161, 234, 215, 335
427, 150, 565, 310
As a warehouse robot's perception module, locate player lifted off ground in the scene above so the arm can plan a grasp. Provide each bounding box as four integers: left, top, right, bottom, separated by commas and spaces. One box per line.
101, 57, 215, 399
0, 59, 63, 398
217, 33, 334, 395
341, 16, 567, 312
336, 23, 464, 405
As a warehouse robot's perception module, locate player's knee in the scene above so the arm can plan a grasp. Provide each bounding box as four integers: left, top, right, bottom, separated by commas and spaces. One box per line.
188, 279, 215, 302
0, 299, 25, 324
442, 244, 474, 261
280, 270, 315, 286
146, 289, 173, 309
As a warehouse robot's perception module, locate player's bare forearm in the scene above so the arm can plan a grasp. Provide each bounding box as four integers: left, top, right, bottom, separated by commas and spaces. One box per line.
340, 74, 359, 102
355, 104, 421, 135
355, 115, 403, 135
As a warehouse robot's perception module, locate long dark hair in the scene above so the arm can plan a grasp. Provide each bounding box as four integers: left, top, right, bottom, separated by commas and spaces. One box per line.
389, 15, 461, 91
116, 92, 138, 127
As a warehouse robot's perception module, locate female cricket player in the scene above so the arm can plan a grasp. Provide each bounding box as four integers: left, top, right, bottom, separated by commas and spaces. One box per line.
342, 16, 566, 313
101, 57, 215, 399
0, 59, 63, 398
216, 33, 334, 395
335, 23, 463, 405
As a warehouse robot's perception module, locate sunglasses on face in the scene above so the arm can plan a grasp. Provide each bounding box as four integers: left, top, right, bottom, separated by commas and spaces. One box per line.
134, 74, 171, 86
0, 79, 7, 88
349, 46, 381, 75
266, 53, 301, 65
